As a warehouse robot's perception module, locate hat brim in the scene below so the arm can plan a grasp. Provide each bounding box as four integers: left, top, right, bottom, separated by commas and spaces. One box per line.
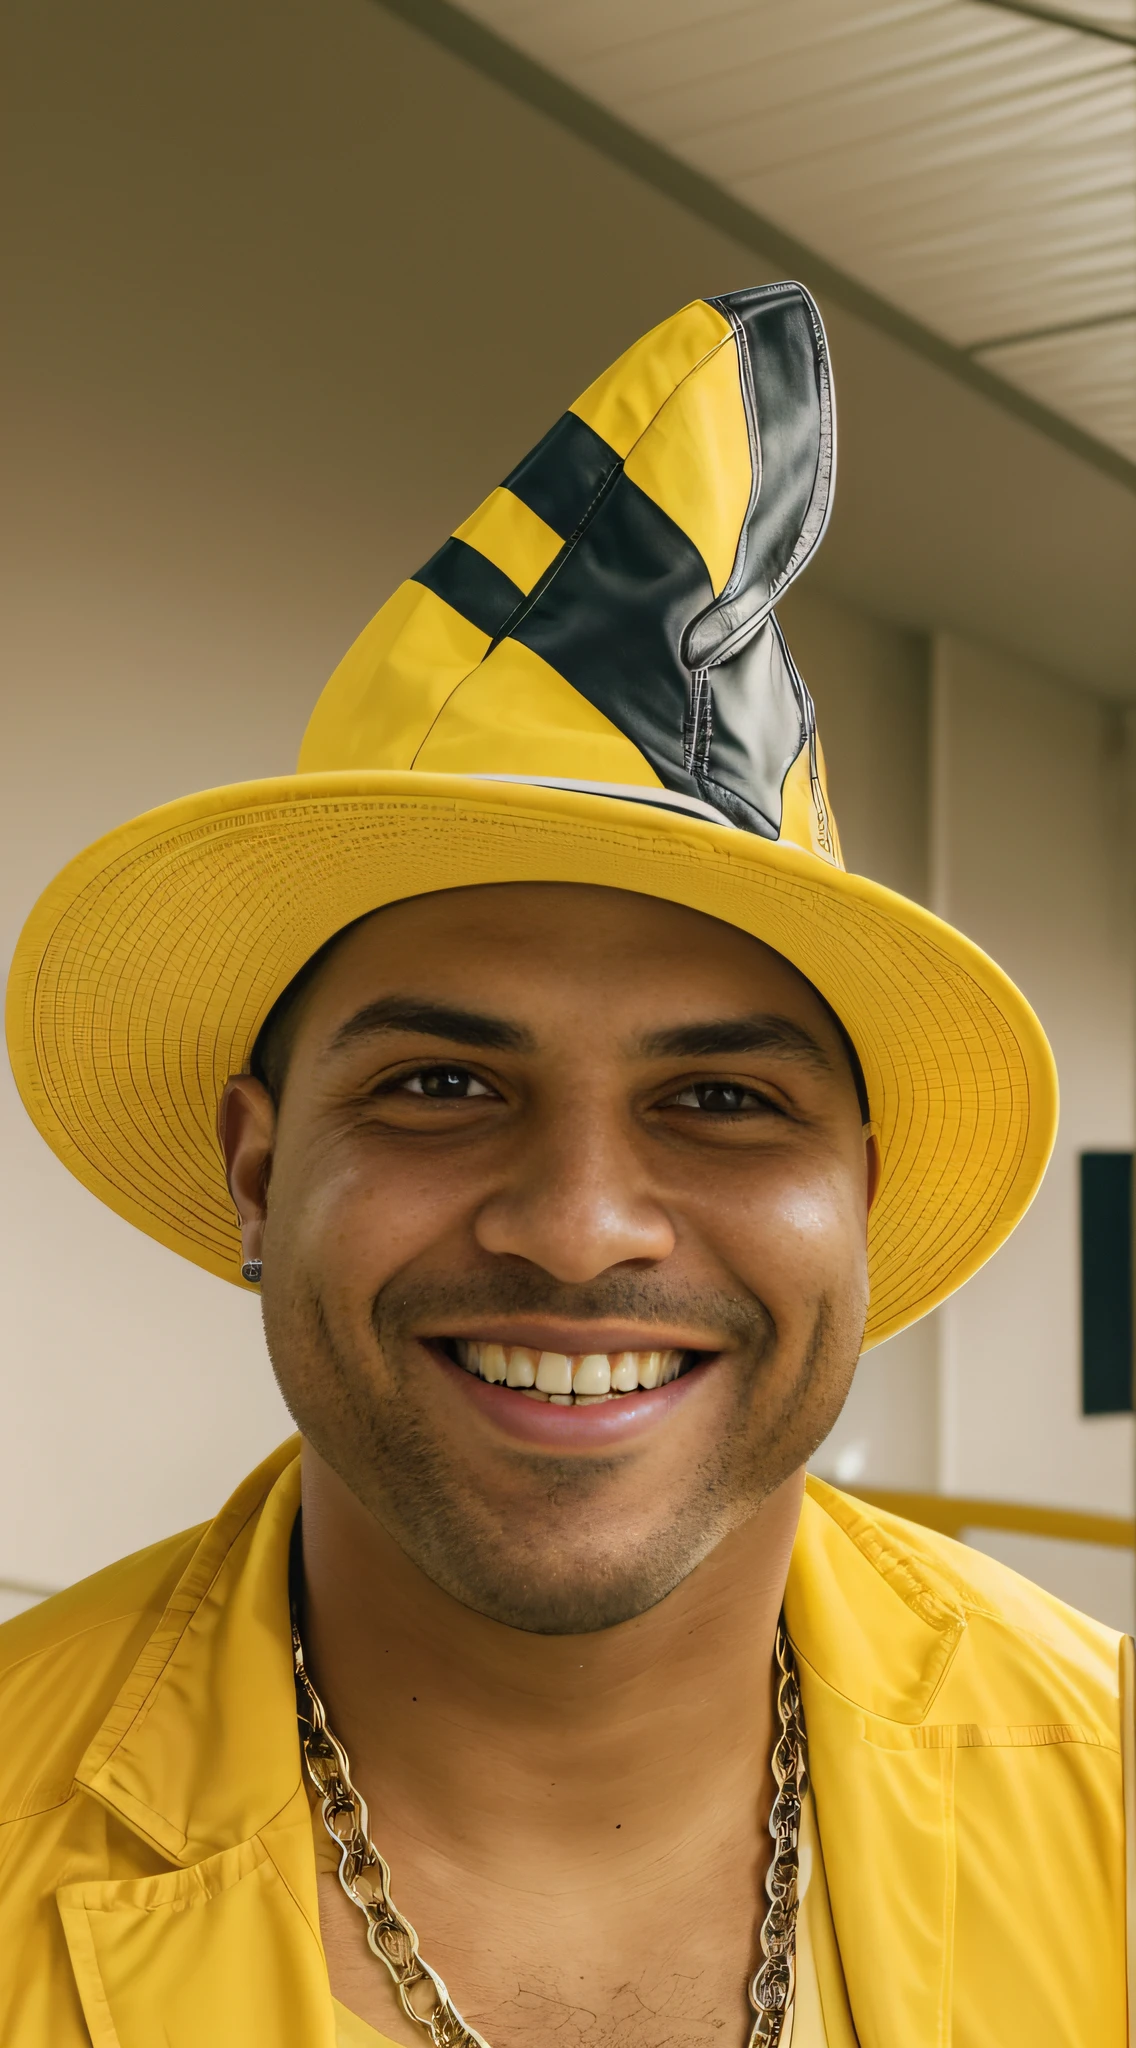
5, 770, 1056, 1347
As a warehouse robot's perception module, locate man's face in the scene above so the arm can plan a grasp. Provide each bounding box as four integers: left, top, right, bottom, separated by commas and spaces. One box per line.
223, 884, 875, 1633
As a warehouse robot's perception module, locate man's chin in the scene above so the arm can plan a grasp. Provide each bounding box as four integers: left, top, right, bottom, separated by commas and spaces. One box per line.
406, 1540, 701, 1636
370, 1477, 747, 1634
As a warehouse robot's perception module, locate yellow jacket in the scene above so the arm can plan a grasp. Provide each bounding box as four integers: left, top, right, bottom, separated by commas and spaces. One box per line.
0, 1440, 1129, 2046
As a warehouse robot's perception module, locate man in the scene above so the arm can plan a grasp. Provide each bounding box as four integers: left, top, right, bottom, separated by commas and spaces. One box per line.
2, 282, 1128, 2047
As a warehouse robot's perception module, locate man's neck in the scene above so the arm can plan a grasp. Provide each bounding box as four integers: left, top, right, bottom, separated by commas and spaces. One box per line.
298, 1448, 803, 1930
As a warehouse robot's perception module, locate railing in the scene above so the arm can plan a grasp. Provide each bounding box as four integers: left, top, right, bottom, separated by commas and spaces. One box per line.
849, 1489, 1134, 1549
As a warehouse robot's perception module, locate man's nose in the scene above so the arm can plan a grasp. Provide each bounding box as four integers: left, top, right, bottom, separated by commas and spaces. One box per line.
472, 1110, 676, 1282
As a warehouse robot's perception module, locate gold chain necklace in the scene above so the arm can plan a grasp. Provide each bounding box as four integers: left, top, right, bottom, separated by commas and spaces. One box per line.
293, 1613, 808, 2048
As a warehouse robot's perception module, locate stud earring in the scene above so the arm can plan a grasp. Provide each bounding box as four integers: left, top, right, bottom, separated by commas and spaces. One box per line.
240, 1258, 263, 1284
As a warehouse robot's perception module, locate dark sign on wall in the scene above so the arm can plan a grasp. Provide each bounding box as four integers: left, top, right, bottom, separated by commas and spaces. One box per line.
1080, 1151, 1133, 1416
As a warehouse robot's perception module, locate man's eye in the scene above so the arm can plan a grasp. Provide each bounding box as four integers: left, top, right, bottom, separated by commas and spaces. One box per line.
670, 1082, 775, 1115
400, 1066, 493, 1100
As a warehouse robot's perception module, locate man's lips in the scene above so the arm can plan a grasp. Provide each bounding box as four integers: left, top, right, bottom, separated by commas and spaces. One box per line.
421, 1338, 722, 1451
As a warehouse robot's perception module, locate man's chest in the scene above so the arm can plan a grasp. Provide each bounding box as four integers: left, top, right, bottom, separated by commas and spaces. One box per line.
317, 1866, 757, 2048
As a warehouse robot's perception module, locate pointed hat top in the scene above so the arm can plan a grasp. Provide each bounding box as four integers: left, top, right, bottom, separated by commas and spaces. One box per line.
300, 280, 840, 861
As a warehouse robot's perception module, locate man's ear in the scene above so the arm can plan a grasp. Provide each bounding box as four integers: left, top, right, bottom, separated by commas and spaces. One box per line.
218, 1075, 277, 1265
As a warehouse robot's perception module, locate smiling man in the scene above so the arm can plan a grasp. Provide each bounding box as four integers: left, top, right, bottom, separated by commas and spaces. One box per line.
2, 283, 1130, 2048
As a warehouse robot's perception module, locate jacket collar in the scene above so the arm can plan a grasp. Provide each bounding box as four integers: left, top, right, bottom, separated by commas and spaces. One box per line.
788, 1475, 967, 1720
787, 1478, 970, 2048
75, 1437, 304, 1864
61, 1443, 332, 2048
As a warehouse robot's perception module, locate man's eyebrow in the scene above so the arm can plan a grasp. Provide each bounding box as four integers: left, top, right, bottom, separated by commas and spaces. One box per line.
635, 1014, 835, 1071
324, 996, 534, 1059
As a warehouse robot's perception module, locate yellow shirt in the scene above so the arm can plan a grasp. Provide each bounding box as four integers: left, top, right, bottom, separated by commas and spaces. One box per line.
327, 1791, 853, 2048
0, 1443, 1127, 2046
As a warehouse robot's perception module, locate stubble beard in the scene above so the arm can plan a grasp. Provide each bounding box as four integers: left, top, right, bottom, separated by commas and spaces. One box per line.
265, 1269, 857, 1635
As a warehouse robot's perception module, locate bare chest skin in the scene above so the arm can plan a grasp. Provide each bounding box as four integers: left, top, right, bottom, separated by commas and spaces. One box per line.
315, 1817, 765, 2048
296, 1459, 799, 2048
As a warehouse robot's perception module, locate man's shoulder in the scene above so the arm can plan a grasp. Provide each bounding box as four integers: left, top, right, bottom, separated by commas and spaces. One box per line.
799, 1476, 1123, 1730
0, 1522, 206, 1824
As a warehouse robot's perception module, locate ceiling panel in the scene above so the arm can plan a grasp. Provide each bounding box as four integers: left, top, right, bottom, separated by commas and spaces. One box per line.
459, 0, 1136, 465
977, 316, 1136, 453
1032, 0, 1135, 31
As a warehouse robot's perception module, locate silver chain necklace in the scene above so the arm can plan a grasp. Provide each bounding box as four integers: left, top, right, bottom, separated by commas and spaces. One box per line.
293, 1612, 808, 2048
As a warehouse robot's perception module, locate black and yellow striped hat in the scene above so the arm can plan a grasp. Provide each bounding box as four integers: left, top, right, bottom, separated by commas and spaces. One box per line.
302, 282, 839, 857
6, 283, 1056, 1344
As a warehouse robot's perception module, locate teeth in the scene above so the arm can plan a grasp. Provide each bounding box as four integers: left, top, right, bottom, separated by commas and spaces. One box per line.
535, 1352, 574, 1395
480, 1343, 508, 1384
452, 1341, 692, 1402
572, 1353, 612, 1395
610, 1353, 640, 1393
506, 1347, 538, 1387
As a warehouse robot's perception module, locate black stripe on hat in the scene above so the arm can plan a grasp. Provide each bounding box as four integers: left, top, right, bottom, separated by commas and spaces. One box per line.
510, 471, 705, 800
501, 412, 620, 541
510, 470, 807, 840
412, 537, 525, 641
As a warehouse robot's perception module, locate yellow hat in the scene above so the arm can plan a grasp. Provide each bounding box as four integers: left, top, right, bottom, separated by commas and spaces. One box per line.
5, 282, 1056, 1345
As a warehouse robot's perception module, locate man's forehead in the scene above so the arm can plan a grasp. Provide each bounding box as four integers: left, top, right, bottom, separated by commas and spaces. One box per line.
321, 881, 799, 978
308, 885, 815, 1017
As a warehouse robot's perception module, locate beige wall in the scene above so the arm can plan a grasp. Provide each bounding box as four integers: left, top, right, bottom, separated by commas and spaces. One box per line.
931, 636, 1135, 1516
777, 587, 929, 907
808, 627, 1136, 1627
3, 0, 1132, 1619
929, 638, 1136, 1627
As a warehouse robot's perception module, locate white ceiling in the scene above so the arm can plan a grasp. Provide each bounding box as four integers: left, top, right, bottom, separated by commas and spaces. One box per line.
457, 0, 1136, 465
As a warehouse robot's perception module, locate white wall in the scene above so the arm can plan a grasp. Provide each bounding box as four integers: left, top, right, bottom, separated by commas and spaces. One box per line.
931, 635, 1135, 1516
778, 587, 929, 906
812, 634, 1136, 1624
810, 633, 1136, 1628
